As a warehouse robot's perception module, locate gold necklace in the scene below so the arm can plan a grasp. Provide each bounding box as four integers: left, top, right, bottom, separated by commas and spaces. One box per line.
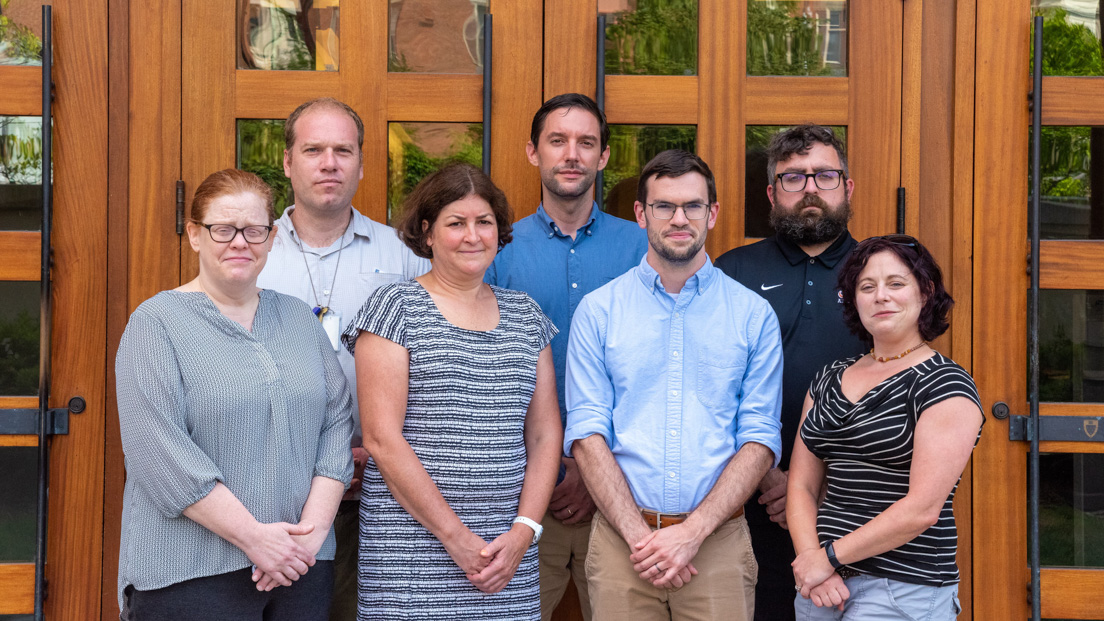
870, 341, 927, 363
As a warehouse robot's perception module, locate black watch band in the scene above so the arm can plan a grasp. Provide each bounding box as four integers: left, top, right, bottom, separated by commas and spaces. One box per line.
825, 541, 843, 569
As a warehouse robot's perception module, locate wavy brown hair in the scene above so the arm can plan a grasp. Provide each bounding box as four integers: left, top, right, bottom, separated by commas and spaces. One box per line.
396, 163, 513, 259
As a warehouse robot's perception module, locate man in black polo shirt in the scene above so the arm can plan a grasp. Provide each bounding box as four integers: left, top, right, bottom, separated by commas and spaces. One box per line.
714, 124, 867, 620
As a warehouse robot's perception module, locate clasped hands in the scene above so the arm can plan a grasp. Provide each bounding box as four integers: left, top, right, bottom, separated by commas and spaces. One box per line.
792, 547, 850, 611
245, 521, 324, 592
446, 525, 531, 594
628, 523, 701, 590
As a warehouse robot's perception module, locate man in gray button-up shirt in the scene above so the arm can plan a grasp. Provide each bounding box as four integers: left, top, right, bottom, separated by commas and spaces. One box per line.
256, 97, 430, 620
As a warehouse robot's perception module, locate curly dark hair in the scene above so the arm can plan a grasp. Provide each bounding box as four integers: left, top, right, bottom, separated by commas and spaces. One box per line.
396, 163, 513, 260
838, 235, 954, 344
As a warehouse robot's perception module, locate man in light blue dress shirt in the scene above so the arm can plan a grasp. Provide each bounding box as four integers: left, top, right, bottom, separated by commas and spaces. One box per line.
565, 150, 783, 621
486, 93, 648, 621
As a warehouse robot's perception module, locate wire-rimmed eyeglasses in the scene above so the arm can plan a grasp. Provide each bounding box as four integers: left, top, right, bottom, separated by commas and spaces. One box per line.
775, 170, 845, 192
646, 201, 711, 220
195, 222, 273, 244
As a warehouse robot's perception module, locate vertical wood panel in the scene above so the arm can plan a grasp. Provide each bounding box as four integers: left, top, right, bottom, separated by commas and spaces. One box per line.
544, 0, 596, 99
181, 0, 235, 283
489, 0, 543, 220
129, 0, 180, 303
971, 1, 1030, 619
847, 1, 902, 240
902, 0, 923, 238
346, 1, 389, 225
103, 0, 130, 616
699, 0, 743, 258
46, 0, 110, 618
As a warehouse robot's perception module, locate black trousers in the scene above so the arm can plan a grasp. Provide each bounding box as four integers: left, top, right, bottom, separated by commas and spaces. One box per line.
747, 503, 797, 621
126, 561, 333, 621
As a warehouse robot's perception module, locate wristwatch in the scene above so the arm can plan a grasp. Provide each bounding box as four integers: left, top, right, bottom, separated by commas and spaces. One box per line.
513, 516, 543, 544
825, 540, 843, 569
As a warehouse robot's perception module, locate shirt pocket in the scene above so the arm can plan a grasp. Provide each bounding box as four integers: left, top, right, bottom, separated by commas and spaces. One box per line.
356, 272, 404, 301
696, 358, 746, 409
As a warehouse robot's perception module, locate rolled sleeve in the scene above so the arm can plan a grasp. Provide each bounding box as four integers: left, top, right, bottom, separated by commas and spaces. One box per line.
312, 334, 355, 486
733, 302, 784, 467
564, 297, 615, 456
115, 310, 224, 518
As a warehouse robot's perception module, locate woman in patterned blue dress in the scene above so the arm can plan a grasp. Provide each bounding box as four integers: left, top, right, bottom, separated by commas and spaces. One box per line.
341, 163, 562, 620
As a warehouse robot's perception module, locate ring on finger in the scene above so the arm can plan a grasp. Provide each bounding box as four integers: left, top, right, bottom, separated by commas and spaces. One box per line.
654, 563, 662, 573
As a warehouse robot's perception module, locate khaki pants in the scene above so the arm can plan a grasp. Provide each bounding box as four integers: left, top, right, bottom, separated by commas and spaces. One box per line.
538, 510, 593, 621
585, 511, 757, 621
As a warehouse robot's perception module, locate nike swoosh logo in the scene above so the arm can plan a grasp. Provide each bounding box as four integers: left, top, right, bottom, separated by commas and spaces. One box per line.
761, 284, 783, 291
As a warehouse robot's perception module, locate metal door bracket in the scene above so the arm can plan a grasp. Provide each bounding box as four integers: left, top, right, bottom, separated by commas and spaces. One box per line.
1009, 414, 1104, 442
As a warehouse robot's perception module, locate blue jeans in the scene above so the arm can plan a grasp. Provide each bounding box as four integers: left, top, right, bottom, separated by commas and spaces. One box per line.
794, 573, 961, 621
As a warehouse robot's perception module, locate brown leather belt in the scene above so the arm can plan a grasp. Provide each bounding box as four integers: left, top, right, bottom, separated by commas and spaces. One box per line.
836, 567, 860, 579
640, 507, 744, 529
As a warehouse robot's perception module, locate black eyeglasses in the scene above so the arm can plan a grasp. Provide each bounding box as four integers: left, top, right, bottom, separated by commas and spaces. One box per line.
195, 222, 273, 244
646, 201, 711, 220
775, 170, 845, 192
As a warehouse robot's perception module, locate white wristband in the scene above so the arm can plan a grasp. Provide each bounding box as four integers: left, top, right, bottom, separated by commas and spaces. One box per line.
512, 515, 543, 544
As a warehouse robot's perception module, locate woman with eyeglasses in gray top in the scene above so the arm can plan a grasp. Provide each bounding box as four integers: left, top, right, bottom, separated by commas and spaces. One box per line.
115, 169, 353, 620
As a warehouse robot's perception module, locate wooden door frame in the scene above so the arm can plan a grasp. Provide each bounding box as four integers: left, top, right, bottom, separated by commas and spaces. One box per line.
0, 1, 110, 618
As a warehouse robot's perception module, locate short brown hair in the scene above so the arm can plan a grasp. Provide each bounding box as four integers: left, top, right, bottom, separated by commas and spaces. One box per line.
191, 169, 276, 224
397, 163, 513, 259
284, 97, 365, 153
636, 149, 717, 205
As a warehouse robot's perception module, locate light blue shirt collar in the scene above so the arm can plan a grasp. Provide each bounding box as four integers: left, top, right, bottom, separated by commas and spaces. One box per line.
635, 253, 717, 297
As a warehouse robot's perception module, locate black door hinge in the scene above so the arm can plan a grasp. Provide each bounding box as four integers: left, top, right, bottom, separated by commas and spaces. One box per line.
176, 180, 185, 235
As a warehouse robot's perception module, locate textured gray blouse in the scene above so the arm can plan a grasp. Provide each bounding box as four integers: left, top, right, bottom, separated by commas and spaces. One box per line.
115, 290, 354, 605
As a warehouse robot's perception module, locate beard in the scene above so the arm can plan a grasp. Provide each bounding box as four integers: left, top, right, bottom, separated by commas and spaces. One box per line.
542, 164, 597, 200
769, 194, 852, 246
649, 224, 706, 265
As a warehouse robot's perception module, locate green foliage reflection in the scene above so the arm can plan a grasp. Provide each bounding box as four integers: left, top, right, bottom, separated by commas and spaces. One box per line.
603, 125, 696, 221
387, 123, 482, 224
604, 0, 697, 76
0, 309, 38, 396
1031, 7, 1104, 77
0, 0, 43, 66
238, 120, 293, 217
747, 1, 847, 77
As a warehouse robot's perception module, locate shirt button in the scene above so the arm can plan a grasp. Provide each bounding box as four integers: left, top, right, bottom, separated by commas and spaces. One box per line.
570, 249, 575, 254
668, 472, 676, 478
572, 283, 578, 289
669, 429, 678, 437
672, 351, 679, 357
323, 289, 331, 296
808, 281, 813, 286
806, 300, 812, 305
674, 312, 680, 318
670, 390, 679, 396
809, 259, 816, 264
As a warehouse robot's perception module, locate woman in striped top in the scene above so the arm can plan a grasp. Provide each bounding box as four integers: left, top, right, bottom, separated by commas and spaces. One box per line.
343, 163, 562, 620
787, 235, 983, 620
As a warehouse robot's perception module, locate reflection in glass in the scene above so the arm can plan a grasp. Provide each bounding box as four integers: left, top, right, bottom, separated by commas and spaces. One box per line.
1038, 453, 1104, 568
744, 125, 847, 238
603, 125, 696, 222
1037, 290, 1104, 403
238, 0, 340, 71
1032, 1, 1104, 77
388, 122, 482, 224
0, 0, 43, 66
0, 116, 43, 231
237, 119, 293, 217
0, 447, 36, 562
0, 616, 35, 621
601, 0, 697, 76
388, 0, 486, 73
1035, 126, 1103, 240
747, 1, 848, 77
0, 281, 39, 396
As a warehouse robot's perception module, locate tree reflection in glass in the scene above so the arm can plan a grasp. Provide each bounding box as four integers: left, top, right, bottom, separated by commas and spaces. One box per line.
238, 0, 340, 71
602, 125, 696, 221
601, 0, 697, 76
388, 122, 483, 224
746, 0, 848, 77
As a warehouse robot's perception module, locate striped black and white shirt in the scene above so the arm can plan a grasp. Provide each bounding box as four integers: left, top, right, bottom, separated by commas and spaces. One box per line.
800, 352, 983, 586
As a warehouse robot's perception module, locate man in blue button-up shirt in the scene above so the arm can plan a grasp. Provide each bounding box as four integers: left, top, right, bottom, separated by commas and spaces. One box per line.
486, 93, 648, 620
566, 150, 783, 621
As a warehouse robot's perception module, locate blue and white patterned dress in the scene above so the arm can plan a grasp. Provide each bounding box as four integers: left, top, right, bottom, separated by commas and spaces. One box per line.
342, 280, 556, 621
